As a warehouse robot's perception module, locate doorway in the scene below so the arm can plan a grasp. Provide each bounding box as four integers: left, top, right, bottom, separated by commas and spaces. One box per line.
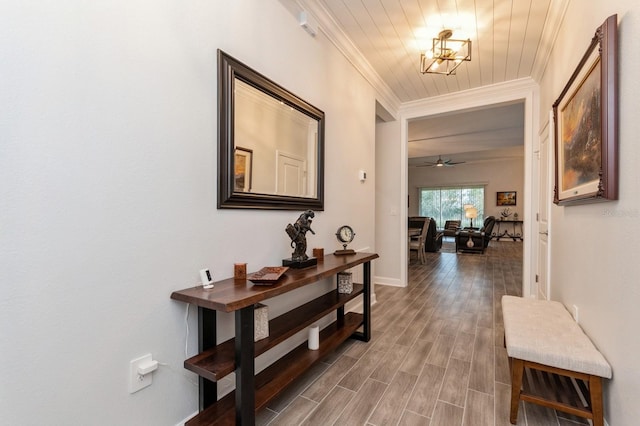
396, 79, 539, 297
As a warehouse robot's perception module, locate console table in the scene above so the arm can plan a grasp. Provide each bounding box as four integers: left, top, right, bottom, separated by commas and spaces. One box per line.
171, 252, 378, 425
492, 220, 524, 241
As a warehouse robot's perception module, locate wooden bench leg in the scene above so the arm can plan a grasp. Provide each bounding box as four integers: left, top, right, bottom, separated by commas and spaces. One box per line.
590, 375, 604, 426
510, 358, 524, 424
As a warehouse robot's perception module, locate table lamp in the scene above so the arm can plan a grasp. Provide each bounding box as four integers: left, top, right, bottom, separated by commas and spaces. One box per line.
465, 206, 478, 228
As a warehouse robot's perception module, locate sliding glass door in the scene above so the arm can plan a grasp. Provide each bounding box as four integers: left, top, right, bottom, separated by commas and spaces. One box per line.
419, 186, 485, 228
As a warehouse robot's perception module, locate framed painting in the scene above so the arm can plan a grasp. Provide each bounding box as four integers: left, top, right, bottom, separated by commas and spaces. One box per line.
552, 14, 618, 205
497, 191, 517, 206
234, 147, 253, 192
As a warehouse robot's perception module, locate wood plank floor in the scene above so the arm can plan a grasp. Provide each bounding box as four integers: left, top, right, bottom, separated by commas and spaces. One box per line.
256, 240, 588, 425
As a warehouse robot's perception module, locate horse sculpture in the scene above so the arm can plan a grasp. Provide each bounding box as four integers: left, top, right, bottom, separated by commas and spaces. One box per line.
285, 210, 315, 261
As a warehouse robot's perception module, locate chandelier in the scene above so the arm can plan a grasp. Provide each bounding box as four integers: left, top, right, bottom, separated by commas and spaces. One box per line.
420, 29, 471, 75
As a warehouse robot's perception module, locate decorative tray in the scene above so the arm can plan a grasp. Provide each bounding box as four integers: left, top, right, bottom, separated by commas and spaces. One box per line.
247, 266, 289, 284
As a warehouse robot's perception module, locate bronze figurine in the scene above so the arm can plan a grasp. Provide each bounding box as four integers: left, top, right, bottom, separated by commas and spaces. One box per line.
285, 210, 315, 261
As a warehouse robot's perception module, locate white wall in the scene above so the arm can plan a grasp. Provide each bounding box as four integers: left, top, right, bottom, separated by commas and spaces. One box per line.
538, 1, 640, 423
375, 119, 403, 286
408, 157, 525, 224
0, 1, 378, 424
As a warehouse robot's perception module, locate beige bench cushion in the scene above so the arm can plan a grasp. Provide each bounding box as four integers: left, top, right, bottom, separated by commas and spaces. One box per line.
502, 295, 612, 378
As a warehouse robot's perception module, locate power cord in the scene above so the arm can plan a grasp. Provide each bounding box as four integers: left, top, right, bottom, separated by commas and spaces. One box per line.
157, 361, 199, 388
185, 303, 190, 359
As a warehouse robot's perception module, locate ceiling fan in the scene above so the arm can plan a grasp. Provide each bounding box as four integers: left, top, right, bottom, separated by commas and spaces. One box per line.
418, 155, 466, 168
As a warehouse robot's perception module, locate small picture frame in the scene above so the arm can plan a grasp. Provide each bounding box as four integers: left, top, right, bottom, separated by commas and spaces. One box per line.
497, 191, 517, 206
234, 147, 253, 192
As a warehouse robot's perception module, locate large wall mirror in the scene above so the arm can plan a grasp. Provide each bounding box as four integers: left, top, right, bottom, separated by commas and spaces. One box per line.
217, 50, 325, 210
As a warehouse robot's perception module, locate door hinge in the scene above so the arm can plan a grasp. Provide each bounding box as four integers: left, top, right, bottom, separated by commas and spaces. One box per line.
536, 212, 539, 221
535, 274, 539, 283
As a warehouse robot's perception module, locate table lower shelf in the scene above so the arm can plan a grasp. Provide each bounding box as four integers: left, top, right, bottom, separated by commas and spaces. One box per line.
185, 312, 364, 425
184, 285, 364, 382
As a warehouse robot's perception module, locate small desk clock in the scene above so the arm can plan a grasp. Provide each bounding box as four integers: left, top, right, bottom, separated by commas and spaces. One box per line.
334, 225, 356, 255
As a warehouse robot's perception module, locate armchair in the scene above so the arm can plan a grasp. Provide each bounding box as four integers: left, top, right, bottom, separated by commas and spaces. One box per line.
441, 220, 462, 238
455, 216, 496, 253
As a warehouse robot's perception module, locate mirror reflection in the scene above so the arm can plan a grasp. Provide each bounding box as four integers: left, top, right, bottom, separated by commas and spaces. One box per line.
234, 79, 318, 197
217, 50, 325, 210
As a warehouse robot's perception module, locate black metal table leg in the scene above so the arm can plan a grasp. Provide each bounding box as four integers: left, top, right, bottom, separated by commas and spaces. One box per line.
235, 305, 255, 425
351, 261, 372, 342
337, 275, 345, 326
362, 261, 371, 342
198, 307, 217, 410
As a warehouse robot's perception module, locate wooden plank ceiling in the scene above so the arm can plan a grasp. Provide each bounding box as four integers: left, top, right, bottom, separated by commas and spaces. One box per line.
318, 0, 555, 103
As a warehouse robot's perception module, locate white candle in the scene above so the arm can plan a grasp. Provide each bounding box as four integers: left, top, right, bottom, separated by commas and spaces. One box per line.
308, 325, 320, 350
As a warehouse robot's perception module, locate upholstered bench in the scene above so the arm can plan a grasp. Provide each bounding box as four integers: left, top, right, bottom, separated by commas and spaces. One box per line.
501, 295, 612, 426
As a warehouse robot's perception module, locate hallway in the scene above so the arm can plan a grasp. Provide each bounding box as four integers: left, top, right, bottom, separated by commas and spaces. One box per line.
257, 242, 586, 425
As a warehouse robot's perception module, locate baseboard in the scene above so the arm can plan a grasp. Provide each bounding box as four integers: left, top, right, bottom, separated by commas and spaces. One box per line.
374, 276, 403, 287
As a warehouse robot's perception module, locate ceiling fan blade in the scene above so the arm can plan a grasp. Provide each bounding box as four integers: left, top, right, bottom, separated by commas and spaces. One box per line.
416, 156, 466, 168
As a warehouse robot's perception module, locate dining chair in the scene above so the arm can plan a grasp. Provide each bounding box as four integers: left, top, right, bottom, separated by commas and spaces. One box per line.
409, 218, 430, 263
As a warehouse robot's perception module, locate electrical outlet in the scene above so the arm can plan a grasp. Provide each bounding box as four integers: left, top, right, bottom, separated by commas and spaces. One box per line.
129, 354, 153, 393
572, 305, 579, 323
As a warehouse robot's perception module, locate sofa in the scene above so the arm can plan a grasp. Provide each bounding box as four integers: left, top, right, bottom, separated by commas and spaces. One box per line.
455, 216, 496, 253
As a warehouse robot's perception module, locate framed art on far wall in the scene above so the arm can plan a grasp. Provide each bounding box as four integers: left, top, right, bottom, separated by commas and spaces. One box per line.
497, 191, 517, 206
552, 14, 618, 206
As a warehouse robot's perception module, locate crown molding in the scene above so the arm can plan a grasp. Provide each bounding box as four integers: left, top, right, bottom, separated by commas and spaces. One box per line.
293, 0, 401, 118
400, 77, 538, 119
530, 0, 571, 83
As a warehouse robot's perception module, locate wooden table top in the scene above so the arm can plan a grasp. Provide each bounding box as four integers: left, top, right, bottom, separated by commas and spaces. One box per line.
171, 252, 379, 312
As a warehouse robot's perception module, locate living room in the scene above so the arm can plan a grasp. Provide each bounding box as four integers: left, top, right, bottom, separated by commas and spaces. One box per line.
408, 160, 524, 257
407, 101, 525, 222
2, 1, 639, 425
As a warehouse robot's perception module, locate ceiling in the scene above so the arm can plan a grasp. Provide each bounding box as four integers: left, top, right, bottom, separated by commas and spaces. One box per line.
284, 0, 569, 163
315, 0, 561, 103
407, 101, 524, 166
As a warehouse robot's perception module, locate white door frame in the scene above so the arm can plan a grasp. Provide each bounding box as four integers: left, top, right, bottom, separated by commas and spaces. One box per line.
535, 111, 553, 300
398, 78, 539, 297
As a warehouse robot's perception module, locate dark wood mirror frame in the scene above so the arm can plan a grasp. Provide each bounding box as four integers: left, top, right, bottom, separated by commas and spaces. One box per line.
552, 14, 618, 206
217, 50, 325, 210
